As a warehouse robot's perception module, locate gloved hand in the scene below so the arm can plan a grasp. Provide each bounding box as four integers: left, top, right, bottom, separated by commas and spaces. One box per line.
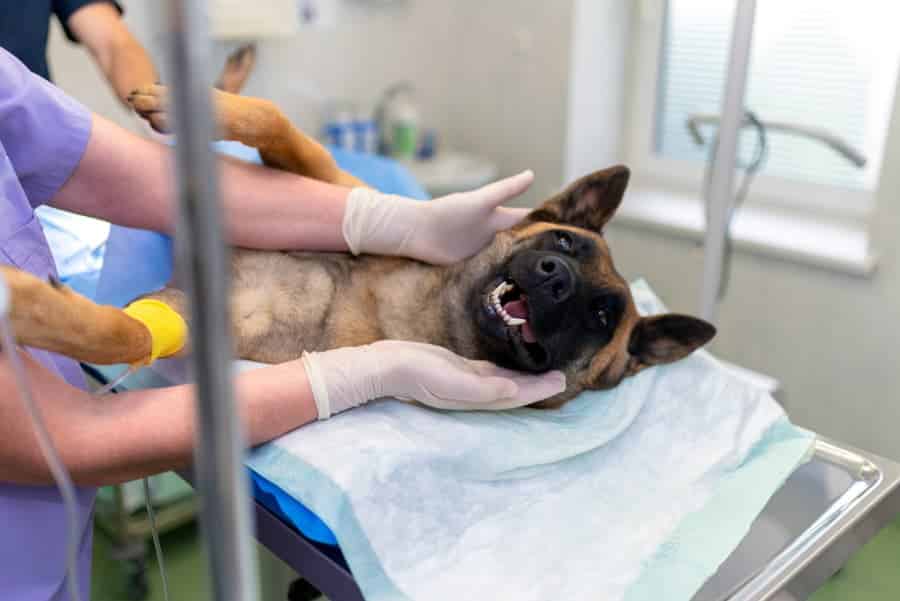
302, 340, 566, 419
342, 171, 534, 265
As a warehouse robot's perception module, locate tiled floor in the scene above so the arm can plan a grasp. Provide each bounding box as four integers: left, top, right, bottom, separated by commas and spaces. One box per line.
92, 514, 900, 601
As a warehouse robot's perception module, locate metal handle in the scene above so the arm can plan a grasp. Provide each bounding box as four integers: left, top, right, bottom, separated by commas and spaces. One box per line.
687, 114, 867, 168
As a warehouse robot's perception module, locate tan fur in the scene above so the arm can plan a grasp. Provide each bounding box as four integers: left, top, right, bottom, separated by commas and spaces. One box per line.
1, 266, 151, 365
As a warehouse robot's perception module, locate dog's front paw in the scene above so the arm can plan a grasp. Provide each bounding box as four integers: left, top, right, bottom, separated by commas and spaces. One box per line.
128, 84, 171, 134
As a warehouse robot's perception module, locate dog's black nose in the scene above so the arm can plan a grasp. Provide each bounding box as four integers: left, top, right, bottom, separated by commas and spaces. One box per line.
533, 255, 575, 302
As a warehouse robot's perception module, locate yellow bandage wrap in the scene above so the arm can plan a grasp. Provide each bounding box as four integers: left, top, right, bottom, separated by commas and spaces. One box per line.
123, 299, 187, 364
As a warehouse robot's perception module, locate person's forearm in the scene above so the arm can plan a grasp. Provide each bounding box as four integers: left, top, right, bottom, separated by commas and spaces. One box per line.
0, 352, 317, 486
68, 3, 158, 106
104, 36, 158, 105
217, 155, 350, 250
52, 114, 351, 251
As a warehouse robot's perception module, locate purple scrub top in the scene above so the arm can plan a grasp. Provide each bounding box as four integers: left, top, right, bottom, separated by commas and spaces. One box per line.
0, 49, 95, 600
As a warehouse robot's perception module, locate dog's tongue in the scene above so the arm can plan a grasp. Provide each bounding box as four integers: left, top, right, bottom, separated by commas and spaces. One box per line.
503, 299, 537, 343
503, 299, 528, 319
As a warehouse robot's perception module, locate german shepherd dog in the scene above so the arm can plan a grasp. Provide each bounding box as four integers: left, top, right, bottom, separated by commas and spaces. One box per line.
3, 87, 715, 407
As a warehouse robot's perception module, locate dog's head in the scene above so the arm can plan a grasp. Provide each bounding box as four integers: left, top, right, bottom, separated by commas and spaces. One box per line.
465, 165, 715, 402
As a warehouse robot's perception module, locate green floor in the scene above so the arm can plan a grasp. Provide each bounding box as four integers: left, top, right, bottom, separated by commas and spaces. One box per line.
92, 523, 211, 601
809, 514, 900, 601
91, 514, 900, 601
91, 522, 319, 601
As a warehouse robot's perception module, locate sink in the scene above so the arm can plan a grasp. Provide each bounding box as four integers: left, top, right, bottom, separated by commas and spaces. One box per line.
694, 438, 900, 601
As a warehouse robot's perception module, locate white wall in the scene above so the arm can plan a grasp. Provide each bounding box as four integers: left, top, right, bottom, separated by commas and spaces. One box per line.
564, 0, 632, 182
235, 0, 576, 207
440, 1, 575, 207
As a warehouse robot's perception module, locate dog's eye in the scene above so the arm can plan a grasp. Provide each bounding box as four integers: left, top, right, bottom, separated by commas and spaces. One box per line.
555, 232, 574, 252
590, 295, 620, 330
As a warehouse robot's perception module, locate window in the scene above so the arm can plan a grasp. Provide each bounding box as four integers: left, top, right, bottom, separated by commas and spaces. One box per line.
628, 0, 900, 214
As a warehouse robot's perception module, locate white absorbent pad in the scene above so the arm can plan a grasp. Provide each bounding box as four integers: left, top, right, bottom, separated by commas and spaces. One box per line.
243, 279, 814, 600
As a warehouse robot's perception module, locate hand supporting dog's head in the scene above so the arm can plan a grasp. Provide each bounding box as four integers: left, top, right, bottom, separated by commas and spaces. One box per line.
463, 165, 715, 406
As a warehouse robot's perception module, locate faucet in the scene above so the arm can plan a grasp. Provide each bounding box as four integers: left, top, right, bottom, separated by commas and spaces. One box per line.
686, 113, 867, 168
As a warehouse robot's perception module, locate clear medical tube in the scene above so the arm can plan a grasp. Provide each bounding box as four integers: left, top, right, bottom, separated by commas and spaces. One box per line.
96, 372, 170, 601
94, 364, 139, 396
144, 477, 171, 601
0, 275, 83, 601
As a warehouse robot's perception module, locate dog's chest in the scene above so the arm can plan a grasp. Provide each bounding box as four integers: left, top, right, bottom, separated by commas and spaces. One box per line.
230, 250, 460, 359
369, 264, 452, 347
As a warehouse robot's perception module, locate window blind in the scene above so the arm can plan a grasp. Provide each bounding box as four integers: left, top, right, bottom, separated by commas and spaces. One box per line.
654, 0, 900, 191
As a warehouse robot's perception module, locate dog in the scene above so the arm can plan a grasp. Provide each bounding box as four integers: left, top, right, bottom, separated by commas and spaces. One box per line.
3, 87, 715, 407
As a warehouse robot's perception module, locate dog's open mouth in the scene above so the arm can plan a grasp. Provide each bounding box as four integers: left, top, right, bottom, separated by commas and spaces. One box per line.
484, 278, 549, 367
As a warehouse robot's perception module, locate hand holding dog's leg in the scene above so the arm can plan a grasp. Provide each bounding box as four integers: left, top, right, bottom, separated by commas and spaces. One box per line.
343, 171, 534, 265
301, 340, 566, 419
128, 84, 365, 188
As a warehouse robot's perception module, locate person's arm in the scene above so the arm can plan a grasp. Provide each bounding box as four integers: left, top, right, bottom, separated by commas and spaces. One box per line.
50, 113, 536, 259
64, 2, 158, 106
0, 43, 531, 262
52, 114, 353, 251
0, 350, 317, 485
0, 340, 565, 485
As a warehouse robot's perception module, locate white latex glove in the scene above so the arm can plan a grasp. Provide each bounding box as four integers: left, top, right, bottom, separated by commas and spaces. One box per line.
302, 340, 566, 419
342, 171, 534, 265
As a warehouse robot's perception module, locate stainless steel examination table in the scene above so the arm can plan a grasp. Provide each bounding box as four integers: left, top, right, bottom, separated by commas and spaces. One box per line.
87, 365, 900, 601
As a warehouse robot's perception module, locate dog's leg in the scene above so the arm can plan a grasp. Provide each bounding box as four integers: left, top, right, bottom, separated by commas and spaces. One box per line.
128, 85, 367, 188
1, 266, 152, 365
215, 43, 256, 94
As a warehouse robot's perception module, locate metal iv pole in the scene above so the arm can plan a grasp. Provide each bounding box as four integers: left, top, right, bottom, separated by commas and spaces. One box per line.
165, 1, 259, 600
699, 0, 757, 323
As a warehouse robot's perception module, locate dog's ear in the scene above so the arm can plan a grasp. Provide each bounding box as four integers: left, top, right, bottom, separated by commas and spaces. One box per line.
625, 314, 716, 375
525, 165, 630, 232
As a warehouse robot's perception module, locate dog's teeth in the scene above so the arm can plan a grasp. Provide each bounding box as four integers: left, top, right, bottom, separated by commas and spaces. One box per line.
493, 280, 515, 298
490, 286, 526, 327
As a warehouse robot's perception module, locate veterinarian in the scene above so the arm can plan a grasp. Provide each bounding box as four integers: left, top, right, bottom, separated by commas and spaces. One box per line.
0, 48, 566, 601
